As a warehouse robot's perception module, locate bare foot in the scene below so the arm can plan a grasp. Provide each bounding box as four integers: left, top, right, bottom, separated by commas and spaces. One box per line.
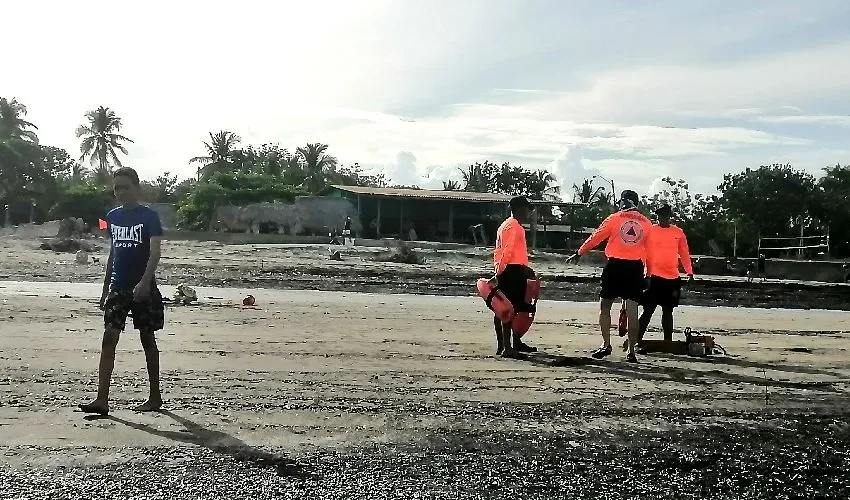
79, 401, 109, 415
134, 398, 163, 412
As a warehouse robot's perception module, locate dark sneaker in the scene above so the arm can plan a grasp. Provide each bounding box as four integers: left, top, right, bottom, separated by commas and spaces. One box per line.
515, 341, 538, 353
626, 352, 638, 363
591, 345, 613, 359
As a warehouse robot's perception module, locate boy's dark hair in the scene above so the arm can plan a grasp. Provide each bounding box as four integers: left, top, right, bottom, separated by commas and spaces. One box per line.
113, 167, 140, 186
509, 196, 530, 212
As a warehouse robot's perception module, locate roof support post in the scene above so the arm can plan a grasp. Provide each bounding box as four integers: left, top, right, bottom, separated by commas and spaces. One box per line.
399, 199, 404, 240
376, 198, 382, 239
448, 203, 454, 242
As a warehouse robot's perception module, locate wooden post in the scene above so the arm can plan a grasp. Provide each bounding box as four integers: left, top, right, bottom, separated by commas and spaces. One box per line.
376, 198, 382, 238
530, 206, 538, 249
448, 203, 454, 242
399, 200, 404, 239
356, 195, 361, 238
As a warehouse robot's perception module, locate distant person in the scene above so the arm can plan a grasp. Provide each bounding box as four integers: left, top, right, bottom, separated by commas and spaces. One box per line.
746, 261, 756, 283
843, 264, 849, 283
79, 167, 165, 415
567, 190, 653, 363
757, 254, 767, 282
490, 196, 537, 357
638, 204, 694, 345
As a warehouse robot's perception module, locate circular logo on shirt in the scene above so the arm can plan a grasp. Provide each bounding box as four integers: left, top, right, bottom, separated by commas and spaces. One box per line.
619, 221, 644, 245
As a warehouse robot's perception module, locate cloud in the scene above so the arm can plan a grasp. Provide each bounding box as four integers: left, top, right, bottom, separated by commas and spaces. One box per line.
3, 0, 848, 198
754, 115, 850, 125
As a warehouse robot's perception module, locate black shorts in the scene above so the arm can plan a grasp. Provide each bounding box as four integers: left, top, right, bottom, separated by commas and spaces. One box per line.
497, 264, 533, 311
641, 276, 683, 308
104, 285, 165, 332
600, 258, 645, 302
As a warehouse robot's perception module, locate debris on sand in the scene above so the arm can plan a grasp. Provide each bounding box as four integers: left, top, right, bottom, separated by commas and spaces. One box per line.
373, 240, 426, 265
40, 238, 100, 253
172, 283, 198, 305
38, 217, 102, 253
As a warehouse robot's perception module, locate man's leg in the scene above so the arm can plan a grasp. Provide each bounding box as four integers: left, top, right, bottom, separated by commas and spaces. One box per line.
513, 332, 536, 352
624, 299, 640, 361
135, 330, 163, 412
638, 304, 657, 341
592, 299, 615, 358
500, 322, 519, 357
494, 316, 504, 355
79, 327, 121, 415
661, 306, 675, 342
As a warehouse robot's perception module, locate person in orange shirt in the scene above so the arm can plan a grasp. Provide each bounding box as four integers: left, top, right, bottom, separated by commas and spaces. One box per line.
567, 190, 652, 362
491, 196, 536, 357
638, 203, 694, 343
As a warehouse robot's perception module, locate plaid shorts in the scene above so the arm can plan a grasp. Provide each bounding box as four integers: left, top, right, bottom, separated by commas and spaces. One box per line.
104, 285, 165, 332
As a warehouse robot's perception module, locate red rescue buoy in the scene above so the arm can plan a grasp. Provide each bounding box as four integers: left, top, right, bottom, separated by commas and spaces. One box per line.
476, 279, 514, 324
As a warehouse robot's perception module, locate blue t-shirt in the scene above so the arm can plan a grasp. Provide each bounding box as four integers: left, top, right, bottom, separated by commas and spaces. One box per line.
106, 205, 163, 290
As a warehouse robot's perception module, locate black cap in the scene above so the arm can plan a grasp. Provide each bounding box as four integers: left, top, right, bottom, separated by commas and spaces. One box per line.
620, 190, 639, 206
510, 196, 530, 210
655, 203, 673, 215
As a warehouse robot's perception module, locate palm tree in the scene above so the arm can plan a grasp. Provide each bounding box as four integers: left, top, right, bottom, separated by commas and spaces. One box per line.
460, 163, 493, 192
442, 180, 460, 191
189, 131, 241, 181
0, 98, 38, 143
76, 106, 133, 183
0, 98, 40, 211
296, 143, 338, 193
527, 169, 561, 200
572, 179, 605, 204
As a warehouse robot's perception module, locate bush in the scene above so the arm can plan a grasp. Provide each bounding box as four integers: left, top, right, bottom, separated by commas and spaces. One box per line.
49, 181, 114, 226
176, 172, 307, 230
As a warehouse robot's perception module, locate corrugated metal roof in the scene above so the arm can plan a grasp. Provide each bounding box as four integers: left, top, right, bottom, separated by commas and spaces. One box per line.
326, 185, 513, 203
325, 185, 580, 206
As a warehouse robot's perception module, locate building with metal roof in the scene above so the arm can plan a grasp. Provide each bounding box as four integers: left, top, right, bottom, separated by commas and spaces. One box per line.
319, 185, 581, 246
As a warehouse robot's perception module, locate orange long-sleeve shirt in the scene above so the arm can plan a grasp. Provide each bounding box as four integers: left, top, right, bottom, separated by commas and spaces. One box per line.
494, 217, 529, 275
646, 224, 693, 279
577, 209, 653, 261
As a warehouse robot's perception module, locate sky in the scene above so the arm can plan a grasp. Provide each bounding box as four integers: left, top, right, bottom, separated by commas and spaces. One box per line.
4, 0, 850, 198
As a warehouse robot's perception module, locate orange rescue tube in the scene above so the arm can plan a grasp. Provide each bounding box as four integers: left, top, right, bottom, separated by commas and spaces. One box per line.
512, 279, 541, 336
476, 279, 514, 323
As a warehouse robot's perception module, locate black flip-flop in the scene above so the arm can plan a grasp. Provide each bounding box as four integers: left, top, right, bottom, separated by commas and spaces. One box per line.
79, 403, 108, 416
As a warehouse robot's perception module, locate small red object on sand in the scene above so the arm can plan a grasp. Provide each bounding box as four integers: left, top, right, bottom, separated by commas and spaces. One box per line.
242, 295, 256, 306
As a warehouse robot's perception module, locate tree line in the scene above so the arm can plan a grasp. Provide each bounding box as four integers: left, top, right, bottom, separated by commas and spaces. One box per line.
1, 96, 847, 257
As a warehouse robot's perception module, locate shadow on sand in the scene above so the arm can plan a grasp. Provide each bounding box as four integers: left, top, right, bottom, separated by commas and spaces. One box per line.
85, 410, 306, 477
508, 350, 844, 394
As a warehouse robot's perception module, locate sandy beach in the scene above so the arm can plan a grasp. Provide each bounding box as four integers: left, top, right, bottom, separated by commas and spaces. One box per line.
0, 275, 848, 499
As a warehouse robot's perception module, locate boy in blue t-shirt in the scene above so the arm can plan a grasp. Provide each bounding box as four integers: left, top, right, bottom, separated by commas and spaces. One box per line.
80, 167, 165, 415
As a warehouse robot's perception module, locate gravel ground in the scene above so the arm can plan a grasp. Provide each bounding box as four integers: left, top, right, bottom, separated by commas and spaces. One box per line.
2, 412, 848, 500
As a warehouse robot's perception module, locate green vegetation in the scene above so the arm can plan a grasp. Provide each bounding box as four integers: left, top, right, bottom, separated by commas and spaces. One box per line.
1, 96, 847, 257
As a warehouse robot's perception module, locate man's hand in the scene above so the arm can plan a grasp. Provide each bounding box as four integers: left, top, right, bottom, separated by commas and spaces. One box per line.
488, 276, 498, 288
133, 281, 151, 302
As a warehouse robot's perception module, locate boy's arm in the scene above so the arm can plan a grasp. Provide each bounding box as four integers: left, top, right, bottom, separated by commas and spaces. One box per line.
576, 216, 613, 256
494, 225, 516, 276
139, 237, 162, 285
134, 212, 164, 298
100, 247, 113, 309
679, 229, 694, 278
